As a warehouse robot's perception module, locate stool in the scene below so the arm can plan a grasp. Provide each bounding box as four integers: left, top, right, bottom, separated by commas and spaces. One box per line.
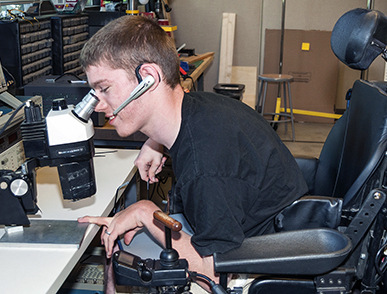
257, 74, 295, 141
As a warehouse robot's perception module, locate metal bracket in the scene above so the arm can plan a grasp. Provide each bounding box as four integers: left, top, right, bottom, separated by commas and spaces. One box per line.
315, 267, 356, 294
344, 189, 386, 249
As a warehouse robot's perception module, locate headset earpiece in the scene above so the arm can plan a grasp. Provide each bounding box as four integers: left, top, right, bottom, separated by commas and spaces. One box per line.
135, 64, 143, 83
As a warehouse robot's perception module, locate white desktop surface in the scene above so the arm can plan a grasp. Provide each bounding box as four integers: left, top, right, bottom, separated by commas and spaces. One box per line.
0, 148, 139, 294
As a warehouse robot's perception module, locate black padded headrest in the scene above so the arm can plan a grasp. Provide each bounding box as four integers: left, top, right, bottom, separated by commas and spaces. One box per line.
331, 8, 387, 70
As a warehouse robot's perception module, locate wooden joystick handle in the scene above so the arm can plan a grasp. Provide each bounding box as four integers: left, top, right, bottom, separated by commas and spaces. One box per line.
153, 210, 182, 232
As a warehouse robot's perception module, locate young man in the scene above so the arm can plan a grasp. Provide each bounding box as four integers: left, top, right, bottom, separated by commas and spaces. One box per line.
78, 15, 307, 290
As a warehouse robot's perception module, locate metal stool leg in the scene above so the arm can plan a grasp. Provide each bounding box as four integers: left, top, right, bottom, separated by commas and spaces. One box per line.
257, 81, 264, 112
258, 74, 295, 141
287, 81, 295, 141
282, 81, 288, 134
261, 81, 268, 115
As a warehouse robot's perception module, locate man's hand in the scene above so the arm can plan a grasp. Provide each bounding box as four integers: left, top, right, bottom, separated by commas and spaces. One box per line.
135, 138, 167, 183
78, 200, 158, 258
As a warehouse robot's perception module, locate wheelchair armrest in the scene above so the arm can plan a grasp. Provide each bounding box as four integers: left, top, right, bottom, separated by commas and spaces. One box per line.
295, 156, 319, 194
214, 228, 352, 276
275, 196, 343, 232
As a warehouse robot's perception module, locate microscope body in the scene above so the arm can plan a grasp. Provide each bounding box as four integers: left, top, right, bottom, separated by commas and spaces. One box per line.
0, 92, 99, 226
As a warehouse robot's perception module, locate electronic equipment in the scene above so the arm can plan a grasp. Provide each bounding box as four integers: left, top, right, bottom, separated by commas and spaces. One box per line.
0, 16, 53, 88
0, 95, 42, 171
0, 62, 43, 172
0, 63, 99, 225
24, 75, 105, 126
113, 210, 190, 293
113, 210, 227, 294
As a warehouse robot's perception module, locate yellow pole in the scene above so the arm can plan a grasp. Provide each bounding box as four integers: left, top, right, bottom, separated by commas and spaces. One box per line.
274, 97, 281, 121
280, 107, 342, 119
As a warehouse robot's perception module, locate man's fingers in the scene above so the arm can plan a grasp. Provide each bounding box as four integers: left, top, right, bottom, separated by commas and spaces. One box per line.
148, 156, 167, 182
123, 229, 139, 245
103, 229, 119, 258
78, 216, 111, 227
155, 156, 167, 174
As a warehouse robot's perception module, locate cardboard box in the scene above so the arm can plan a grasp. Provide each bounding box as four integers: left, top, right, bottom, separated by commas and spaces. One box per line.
262, 29, 339, 123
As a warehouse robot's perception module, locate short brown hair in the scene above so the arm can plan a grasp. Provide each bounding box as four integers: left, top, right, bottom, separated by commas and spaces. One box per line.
80, 15, 180, 88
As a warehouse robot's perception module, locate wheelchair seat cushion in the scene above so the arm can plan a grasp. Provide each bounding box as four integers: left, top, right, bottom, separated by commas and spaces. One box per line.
331, 8, 387, 70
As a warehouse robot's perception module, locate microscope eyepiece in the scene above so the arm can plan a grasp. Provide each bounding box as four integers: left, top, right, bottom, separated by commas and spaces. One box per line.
72, 89, 100, 122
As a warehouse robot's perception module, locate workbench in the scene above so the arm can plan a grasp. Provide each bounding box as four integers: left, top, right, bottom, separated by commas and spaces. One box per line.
180, 53, 214, 91
0, 148, 140, 294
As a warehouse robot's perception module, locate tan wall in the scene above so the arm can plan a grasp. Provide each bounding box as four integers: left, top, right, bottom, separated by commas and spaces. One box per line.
170, 0, 387, 110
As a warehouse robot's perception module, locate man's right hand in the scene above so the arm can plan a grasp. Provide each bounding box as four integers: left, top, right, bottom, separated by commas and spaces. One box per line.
134, 138, 167, 183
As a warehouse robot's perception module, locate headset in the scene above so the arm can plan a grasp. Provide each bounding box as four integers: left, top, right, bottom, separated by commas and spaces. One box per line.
112, 65, 156, 117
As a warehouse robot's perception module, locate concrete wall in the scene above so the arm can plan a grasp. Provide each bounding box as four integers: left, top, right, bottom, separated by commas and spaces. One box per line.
170, 0, 387, 107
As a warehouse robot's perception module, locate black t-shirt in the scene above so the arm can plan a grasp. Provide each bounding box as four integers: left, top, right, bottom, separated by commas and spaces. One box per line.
169, 92, 307, 256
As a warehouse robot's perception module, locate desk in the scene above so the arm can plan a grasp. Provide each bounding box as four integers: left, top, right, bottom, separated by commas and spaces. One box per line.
0, 148, 139, 294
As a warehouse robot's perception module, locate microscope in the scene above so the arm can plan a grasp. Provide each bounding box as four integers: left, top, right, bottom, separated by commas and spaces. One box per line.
0, 83, 99, 226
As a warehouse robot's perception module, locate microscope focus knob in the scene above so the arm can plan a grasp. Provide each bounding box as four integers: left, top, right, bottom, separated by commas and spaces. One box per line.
10, 179, 29, 196
52, 98, 68, 111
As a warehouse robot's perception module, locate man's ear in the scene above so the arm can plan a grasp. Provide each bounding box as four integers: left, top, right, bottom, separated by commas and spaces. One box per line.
136, 64, 161, 91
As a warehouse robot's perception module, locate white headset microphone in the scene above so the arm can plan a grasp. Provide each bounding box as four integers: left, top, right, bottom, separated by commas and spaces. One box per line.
111, 75, 155, 119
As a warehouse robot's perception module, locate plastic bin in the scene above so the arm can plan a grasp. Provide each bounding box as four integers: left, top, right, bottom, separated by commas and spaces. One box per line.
213, 83, 245, 100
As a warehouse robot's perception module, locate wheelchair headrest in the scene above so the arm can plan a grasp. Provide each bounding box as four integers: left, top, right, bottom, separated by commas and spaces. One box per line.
331, 8, 387, 70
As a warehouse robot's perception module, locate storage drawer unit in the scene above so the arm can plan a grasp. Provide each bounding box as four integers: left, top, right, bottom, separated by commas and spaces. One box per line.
0, 17, 53, 87
51, 14, 89, 76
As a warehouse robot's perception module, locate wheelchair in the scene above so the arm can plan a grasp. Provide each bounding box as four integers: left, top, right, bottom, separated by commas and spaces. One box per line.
113, 8, 387, 294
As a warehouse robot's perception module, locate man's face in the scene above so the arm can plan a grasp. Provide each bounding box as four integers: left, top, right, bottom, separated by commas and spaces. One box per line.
86, 62, 147, 137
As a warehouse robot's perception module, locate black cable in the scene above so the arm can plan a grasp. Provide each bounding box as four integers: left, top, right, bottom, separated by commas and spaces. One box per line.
182, 75, 196, 92
2, 65, 16, 87
161, 0, 172, 12
0, 102, 26, 137
156, 176, 167, 200
189, 271, 228, 294
374, 242, 387, 279
193, 272, 212, 283
54, 72, 84, 82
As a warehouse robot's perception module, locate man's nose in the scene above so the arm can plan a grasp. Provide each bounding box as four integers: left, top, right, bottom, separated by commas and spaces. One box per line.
94, 100, 108, 112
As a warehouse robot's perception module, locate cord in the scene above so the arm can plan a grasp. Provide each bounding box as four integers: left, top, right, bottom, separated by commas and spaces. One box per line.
182, 75, 196, 92
189, 272, 227, 294
2, 65, 16, 88
161, 0, 172, 12
374, 242, 387, 281
0, 102, 26, 137
54, 72, 84, 82
7, 9, 40, 28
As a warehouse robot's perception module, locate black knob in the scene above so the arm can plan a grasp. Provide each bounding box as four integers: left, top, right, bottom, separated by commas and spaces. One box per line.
52, 98, 68, 111
140, 268, 153, 282
159, 248, 179, 268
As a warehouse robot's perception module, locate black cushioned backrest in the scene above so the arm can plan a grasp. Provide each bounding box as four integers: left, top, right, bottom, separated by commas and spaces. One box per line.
335, 80, 387, 206
315, 80, 387, 207
313, 109, 348, 196
331, 8, 387, 70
